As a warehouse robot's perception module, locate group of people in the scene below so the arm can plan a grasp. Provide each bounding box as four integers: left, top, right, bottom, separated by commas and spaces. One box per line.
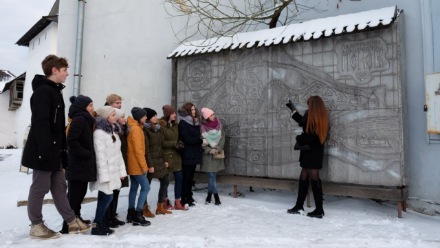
22, 55, 226, 239
23, 54, 329, 240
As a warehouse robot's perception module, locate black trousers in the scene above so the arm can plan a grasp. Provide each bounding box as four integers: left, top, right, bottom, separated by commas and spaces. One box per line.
147, 174, 170, 203
181, 164, 197, 202
67, 180, 88, 216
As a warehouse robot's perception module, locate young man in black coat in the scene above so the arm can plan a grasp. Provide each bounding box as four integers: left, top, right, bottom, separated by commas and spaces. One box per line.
22, 55, 90, 239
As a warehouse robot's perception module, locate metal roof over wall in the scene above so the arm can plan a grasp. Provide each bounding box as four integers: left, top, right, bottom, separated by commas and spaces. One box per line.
168, 6, 398, 59
15, 0, 59, 47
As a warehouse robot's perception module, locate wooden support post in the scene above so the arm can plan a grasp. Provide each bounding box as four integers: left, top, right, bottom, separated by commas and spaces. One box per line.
397, 202, 403, 218
233, 185, 238, 198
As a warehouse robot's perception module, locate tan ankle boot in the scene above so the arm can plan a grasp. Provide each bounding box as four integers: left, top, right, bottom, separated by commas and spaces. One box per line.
29, 222, 60, 239
156, 202, 172, 215
68, 217, 91, 234
143, 204, 155, 218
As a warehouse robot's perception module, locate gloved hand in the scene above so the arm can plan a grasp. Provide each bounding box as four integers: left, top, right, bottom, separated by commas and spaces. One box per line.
176, 141, 185, 150
286, 99, 296, 112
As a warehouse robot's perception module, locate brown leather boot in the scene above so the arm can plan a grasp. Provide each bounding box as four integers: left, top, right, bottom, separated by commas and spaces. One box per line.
143, 204, 155, 218
174, 199, 188, 210
156, 203, 172, 215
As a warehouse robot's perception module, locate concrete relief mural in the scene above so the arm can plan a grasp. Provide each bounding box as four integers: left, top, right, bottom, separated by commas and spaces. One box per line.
176, 25, 405, 186
336, 37, 390, 84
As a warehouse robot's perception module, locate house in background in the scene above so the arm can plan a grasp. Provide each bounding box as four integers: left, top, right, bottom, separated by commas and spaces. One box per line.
13, 0, 440, 215
0, 70, 19, 146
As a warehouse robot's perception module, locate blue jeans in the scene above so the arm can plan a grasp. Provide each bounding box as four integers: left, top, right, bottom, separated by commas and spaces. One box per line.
129, 175, 150, 211
94, 191, 113, 224
207, 172, 218, 194
173, 170, 183, 200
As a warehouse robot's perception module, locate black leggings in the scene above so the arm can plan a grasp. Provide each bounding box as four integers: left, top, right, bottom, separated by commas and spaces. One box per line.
67, 180, 88, 216
147, 174, 169, 203
299, 168, 320, 181
181, 164, 197, 201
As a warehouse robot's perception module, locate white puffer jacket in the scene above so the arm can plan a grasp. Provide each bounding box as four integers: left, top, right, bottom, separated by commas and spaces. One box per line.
90, 118, 127, 195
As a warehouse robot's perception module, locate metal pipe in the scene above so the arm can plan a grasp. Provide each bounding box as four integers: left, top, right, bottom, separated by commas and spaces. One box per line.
73, 0, 86, 96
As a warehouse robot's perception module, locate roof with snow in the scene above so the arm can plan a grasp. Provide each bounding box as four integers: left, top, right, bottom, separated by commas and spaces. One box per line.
0, 70, 16, 93
168, 6, 399, 59
1, 72, 25, 93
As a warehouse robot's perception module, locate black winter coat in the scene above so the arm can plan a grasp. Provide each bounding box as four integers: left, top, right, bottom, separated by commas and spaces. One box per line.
178, 120, 203, 166
22, 75, 67, 171
65, 104, 97, 182
117, 124, 129, 188
292, 111, 325, 169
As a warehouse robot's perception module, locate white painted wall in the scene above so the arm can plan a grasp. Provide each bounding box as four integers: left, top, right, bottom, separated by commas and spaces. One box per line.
15, 22, 58, 149
0, 92, 17, 147
57, 0, 182, 117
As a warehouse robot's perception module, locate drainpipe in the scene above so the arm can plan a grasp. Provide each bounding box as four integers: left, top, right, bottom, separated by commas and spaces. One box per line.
73, 0, 86, 96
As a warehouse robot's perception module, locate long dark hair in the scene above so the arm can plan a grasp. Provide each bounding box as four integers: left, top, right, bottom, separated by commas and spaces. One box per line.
181, 102, 199, 125
305, 96, 329, 144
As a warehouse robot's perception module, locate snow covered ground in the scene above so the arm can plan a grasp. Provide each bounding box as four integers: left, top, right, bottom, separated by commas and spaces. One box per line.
0, 149, 439, 247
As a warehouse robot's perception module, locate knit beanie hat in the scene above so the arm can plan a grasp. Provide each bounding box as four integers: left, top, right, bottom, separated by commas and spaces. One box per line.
162, 105, 176, 119
201, 107, 214, 120
131, 107, 147, 122
69, 95, 92, 110
143, 108, 157, 121
95, 106, 115, 119
114, 108, 125, 119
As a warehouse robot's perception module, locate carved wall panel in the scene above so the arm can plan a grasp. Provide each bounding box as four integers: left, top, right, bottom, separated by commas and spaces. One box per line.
175, 23, 406, 186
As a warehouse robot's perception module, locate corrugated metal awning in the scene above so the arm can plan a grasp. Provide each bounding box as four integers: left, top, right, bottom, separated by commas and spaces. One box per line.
168, 5, 398, 59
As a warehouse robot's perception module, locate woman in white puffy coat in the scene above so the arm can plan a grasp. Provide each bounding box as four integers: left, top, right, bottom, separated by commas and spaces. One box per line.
90, 106, 127, 236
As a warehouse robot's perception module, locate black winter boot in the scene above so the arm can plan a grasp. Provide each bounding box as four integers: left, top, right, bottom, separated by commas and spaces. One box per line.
205, 193, 212, 204
214, 193, 221, 205
185, 196, 195, 207
111, 192, 125, 226
307, 180, 324, 218
91, 223, 114, 236
287, 179, 309, 214
105, 201, 119, 228
132, 210, 151, 226
126, 208, 135, 223
60, 220, 69, 234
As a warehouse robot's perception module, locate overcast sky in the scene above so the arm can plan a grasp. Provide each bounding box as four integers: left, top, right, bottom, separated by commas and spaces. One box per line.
0, 0, 55, 76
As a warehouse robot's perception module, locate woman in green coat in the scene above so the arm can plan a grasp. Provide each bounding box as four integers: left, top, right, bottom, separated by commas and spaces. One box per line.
159, 105, 187, 210
143, 108, 172, 215
200, 107, 225, 205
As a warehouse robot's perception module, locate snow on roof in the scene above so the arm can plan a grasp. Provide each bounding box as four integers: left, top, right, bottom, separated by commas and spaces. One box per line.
0, 70, 15, 94
0, 70, 15, 83
168, 6, 398, 59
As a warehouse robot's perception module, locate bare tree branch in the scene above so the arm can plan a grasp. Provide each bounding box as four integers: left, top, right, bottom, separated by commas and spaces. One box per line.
163, 0, 326, 44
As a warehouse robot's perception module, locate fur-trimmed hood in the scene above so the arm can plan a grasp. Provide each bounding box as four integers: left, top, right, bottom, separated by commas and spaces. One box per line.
95, 116, 114, 134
